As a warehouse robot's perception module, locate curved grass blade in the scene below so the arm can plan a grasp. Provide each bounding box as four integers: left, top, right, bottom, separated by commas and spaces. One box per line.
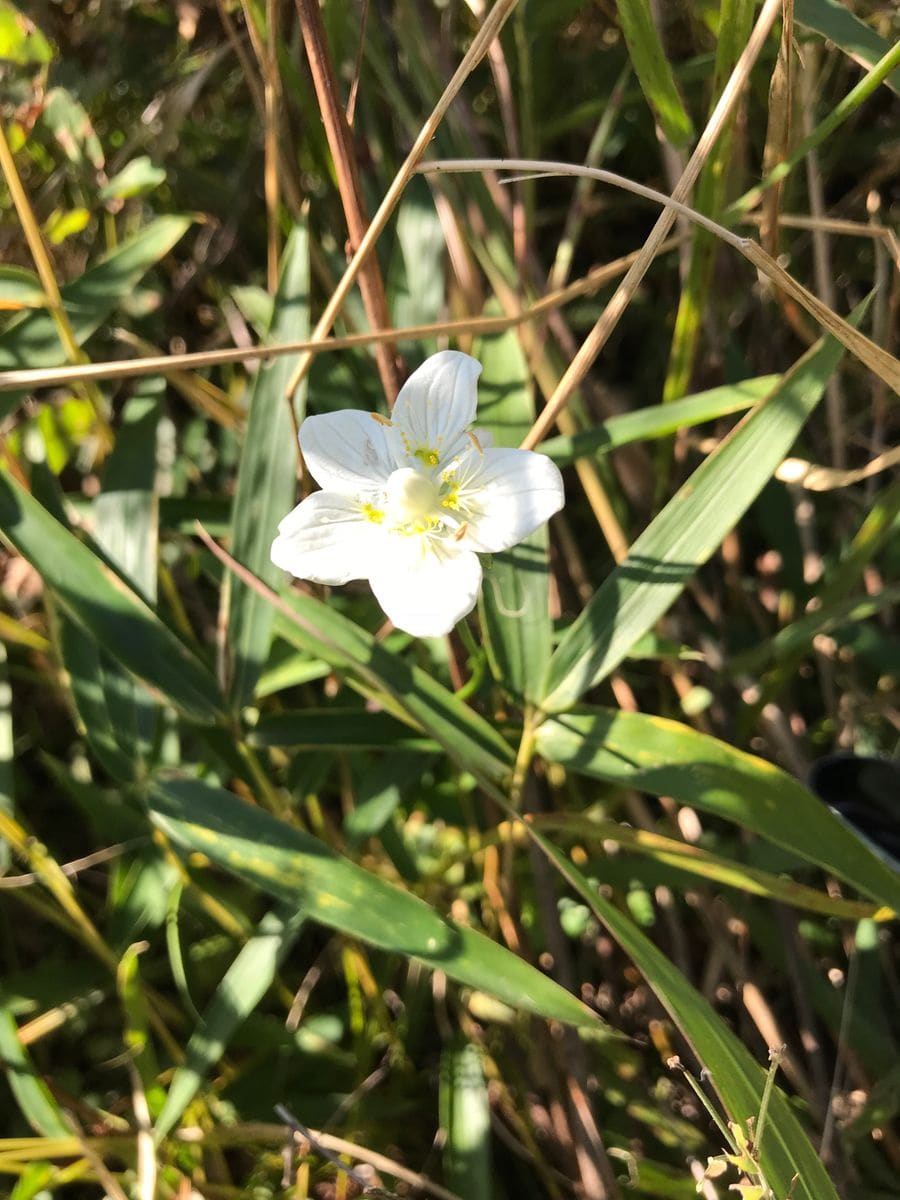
227, 219, 310, 708
0, 216, 192, 372
535, 706, 900, 916
528, 830, 839, 1200
148, 774, 596, 1029
154, 905, 307, 1141
0, 474, 225, 724
541, 304, 866, 713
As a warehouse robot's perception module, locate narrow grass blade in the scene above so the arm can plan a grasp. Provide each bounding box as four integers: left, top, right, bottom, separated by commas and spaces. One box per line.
534, 814, 880, 920
476, 324, 552, 704
154, 905, 307, 1141
0, 216, 192, 371
0, 474, 225, 723
251, 708, 438, 751
92, 382, 163, 766
0, 1009, 70, 1137
540, 375, 778, 467
440, 1040, 493, 1200
148, 775, 597, 1029
541, 306, 864, 713
234, 572, 514, 784
794, 0, 900, 94
529, 831, 840, 1200
227, 220, 310, 708
615, 0, 694, 148
535, 706, 900, 916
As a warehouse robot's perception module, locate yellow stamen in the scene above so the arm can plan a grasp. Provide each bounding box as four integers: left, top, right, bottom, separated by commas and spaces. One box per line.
361, 503, 385, 523
413, 446, 440, 467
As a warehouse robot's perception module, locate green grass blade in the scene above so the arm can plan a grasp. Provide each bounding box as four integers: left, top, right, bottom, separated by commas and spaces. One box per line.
794, 0, 900, 94
251, 707, 438, 751
541, 307, 864, 713
528, 831, 840, 1200
536, 706, 900, 916
92, 382, 163, 767
476, 325, 553, 704
0, 216, 193, 371
148, 774, 597, 1029
440, 1040, 493, 1200
535, 814, 880, 920
615, 0, 694, 148
266, 588, 514, 784
0, 473, 225, 723
540, 375, 778, 466
154, 905, 307, 1141
227, 219, 310, 708
0, 1008, 70, 1137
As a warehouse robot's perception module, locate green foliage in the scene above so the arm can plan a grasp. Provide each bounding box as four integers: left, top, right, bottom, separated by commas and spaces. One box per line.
1, 2, 898, 1197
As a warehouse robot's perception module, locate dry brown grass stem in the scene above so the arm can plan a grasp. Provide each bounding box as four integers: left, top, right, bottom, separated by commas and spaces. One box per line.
0, 240, 678, 393
295, 0, 401, 403
517, 0, 783, 448
420, 159, 900, 435
281, 0, 520, 402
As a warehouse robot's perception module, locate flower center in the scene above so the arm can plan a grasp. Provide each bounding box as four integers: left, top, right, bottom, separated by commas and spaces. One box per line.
385, 467, 440, 524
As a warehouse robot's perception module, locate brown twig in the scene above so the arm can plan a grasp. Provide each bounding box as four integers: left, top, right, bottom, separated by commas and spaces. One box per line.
295, 0, 402, 404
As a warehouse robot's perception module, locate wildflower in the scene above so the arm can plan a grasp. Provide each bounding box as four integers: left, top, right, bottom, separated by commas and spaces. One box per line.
271, 350, 564, 637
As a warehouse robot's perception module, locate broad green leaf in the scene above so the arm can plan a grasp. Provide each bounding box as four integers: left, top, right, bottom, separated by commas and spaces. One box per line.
148, 775, 596, 1029
440, 1040, 493, 1200
251, 707, 438, 751
0, 2, 53, 65
40, 86, 104, 170
227, 219, 310, 708
541, 375, 778, 467
154, 905, 306, 1141
528, 831, 840, 1200
0, 1008, 70, 1136
0, 473, 225, 724
541, 308, 864, 713
535, 706, 900, 916
615, 0, 694, 148
0, 266, 44, 311
794, 0, 900, 95
0, 215, 192, 371
475, 325, 553, 704
265, 587, 514, 785
99, 156, 166, 203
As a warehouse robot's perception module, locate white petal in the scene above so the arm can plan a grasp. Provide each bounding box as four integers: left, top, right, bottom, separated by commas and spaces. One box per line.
300, 409, 395, 495
389, 351, 482, 467
463, 448, 565, 553
369, 538, 482, 637
271, 492, 377, 585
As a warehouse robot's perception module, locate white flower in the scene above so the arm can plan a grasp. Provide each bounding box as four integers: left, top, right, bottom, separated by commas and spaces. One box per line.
271, 350, 564, 637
